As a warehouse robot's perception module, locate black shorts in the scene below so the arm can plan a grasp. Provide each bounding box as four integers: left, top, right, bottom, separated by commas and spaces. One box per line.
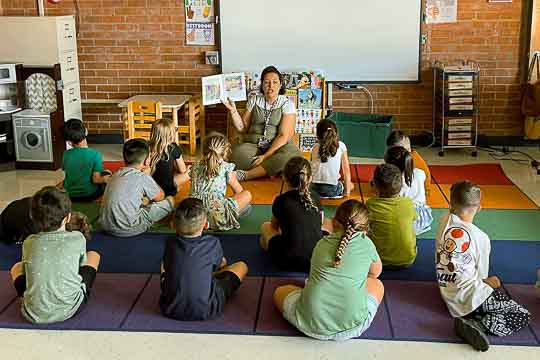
267, 235, 311, 273
14, 265, 97, 301
214, 271, 241, 300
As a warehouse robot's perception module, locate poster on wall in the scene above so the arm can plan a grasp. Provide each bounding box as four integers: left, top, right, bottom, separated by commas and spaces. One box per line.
425, 0, 457, 24
185, 0, 215, 45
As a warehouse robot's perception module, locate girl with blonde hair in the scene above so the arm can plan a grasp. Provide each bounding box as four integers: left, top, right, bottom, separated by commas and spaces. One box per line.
189, 133, 252, 231
148, 118, 190, 196
273, 199, 384, 340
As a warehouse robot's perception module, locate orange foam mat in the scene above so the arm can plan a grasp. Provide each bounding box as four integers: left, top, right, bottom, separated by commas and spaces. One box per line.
359, 183, 449, 209
174, 178, 361, 206
438, 184, 538, 210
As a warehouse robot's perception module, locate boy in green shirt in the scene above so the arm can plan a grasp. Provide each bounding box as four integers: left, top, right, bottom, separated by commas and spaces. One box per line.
10, 186, 101, 324
366, 163, 417, 268
62, 119, 111, 202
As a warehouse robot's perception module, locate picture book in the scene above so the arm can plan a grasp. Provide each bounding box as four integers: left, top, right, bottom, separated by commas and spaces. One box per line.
202, 72, 247, 105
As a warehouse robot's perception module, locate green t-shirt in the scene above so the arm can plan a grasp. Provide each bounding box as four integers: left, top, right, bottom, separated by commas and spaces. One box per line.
21, 230, 87, 324
366, 196, 417, 267
295, 232, 380, 337
63, 147, 104, 197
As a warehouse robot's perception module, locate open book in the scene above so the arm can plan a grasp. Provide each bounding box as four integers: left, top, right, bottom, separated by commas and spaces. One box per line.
202, 72, 247, 105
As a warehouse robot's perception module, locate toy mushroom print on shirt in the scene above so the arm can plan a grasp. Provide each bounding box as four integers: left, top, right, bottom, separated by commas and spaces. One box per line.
437, 227, 473, 276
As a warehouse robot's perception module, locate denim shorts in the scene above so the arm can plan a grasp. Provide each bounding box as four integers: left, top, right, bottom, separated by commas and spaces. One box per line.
282, 289, 379, 341
311, 182, 344, 199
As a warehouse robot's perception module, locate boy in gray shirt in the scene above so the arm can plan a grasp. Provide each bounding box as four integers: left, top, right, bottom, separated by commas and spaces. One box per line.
10, 186, 101, 324
100, 138, 175, 237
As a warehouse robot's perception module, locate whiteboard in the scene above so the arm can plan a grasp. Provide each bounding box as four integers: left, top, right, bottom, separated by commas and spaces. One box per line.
219, 0, 422, 82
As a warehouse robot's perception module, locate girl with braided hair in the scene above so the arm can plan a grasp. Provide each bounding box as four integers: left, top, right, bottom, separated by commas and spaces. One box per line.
273, 199, 384, 340
311, 119, 354, 199
260, 157, 326, 272
189, 133, 252, 231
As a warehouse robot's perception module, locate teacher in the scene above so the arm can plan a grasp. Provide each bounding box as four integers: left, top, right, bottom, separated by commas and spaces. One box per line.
223, 66, 301, 181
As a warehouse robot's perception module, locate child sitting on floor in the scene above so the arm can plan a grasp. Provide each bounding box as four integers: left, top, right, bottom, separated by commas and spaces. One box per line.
189, 133, 252, 231
386, 129, 431, 200
384, 146, 433, 235
100, 138, 175, 237
436, 181, 530, 352
148, 118, 190, 197
62, 119, 112, 202
310, 119, 354, 199
0, 195, 91, 245
366, 164, 417, 268
10, 186, 100, 324
260, 156, 326, 272
273, 199, 384, 340
160, 197, 248, 321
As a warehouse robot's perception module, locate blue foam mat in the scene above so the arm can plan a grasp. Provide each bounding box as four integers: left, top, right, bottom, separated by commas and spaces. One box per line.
1, 234, 538, 283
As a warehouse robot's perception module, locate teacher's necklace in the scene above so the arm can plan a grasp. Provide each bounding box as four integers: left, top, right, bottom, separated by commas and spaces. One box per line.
263, 97, 278, 125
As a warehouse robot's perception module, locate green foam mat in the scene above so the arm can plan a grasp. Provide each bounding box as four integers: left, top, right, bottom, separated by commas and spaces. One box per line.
82, 202, 538, 241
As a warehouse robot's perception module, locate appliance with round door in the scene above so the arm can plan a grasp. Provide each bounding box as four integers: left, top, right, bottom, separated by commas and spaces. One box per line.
12, 109, 53, 162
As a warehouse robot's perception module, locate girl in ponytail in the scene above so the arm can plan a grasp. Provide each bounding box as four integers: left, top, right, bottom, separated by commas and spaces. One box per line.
273, 199, 384, 341
189, 133, 252, 231
384, 146, 433, 235
311, 119, 354, 199
260, 156, 326, 272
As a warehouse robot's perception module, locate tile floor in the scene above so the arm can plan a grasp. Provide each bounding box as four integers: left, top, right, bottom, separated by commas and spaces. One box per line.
0, 144, 539, 359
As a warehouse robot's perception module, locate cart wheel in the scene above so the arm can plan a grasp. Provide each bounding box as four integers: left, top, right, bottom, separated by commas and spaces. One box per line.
438, 151, 444, 157
471, 151, 478, 157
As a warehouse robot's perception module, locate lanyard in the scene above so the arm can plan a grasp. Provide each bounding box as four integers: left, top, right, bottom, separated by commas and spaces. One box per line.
262, 98, 278, 138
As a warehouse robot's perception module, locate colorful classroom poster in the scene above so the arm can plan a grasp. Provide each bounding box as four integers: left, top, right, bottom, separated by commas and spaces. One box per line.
425, 0, 457, 24
185, 0, 215, 45
298, 88, 322, 109
186, 23, 215, 46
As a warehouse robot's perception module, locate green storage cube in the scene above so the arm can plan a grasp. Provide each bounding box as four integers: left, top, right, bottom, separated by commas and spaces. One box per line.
328, 112, 394, 158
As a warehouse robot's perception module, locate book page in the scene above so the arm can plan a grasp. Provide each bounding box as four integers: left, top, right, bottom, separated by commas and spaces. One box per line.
222, 72, 247, 103
202, 75, 222, 105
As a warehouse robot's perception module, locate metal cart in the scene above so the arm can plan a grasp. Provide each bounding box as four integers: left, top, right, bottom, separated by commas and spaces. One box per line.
432, 61, 480, 157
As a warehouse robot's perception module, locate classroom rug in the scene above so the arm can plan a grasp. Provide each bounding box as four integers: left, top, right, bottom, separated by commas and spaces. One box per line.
100, 161, 537, 209
0, 272, 537, 346
1, 235, 537, 284
352, 163, 538, 210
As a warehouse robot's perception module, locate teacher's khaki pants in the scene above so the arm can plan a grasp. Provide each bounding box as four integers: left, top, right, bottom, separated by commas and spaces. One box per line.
231, 142, 301, 177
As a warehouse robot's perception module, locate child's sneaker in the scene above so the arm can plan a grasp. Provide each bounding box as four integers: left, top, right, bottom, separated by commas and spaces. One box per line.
235, 170, 248, 182
454, 317, 490, 352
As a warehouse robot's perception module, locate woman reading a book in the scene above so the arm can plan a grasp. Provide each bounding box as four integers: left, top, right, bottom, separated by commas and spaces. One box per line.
223, 66, 301, 181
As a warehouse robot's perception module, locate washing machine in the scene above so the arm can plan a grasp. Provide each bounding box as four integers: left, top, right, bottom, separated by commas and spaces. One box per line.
13, 109, 53, 162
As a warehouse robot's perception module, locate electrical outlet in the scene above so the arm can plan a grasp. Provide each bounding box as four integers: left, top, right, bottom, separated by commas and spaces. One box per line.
421, 34, 427, 45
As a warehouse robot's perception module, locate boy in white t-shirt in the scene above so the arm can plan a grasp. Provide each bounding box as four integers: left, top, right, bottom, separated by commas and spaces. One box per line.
436, 181, 530, 352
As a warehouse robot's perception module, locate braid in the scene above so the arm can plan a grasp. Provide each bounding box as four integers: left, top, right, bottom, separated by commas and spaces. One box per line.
317, 119, 339, 163
298, 165, 318, 211
333, 199, 370, 268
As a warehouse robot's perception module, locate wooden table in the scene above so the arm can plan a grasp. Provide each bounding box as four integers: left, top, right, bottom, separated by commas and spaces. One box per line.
118, 94, 192, 126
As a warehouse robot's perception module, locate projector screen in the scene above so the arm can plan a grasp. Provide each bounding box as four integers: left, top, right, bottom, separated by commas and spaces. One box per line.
219, 0, 422, 82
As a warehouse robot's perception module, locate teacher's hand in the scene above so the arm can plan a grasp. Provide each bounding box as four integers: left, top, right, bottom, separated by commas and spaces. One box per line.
250, 154, 266, 168
222, 97, 237, 113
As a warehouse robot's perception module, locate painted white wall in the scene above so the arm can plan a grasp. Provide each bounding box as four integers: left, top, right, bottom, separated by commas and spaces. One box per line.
220, 0, 422, 82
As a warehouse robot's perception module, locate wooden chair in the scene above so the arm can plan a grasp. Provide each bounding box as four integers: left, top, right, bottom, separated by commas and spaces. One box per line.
178, 95, 206, 155
125, 101, 162, 140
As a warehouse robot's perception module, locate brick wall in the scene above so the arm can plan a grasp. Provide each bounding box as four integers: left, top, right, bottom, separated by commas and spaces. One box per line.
1, 0, 529, 137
